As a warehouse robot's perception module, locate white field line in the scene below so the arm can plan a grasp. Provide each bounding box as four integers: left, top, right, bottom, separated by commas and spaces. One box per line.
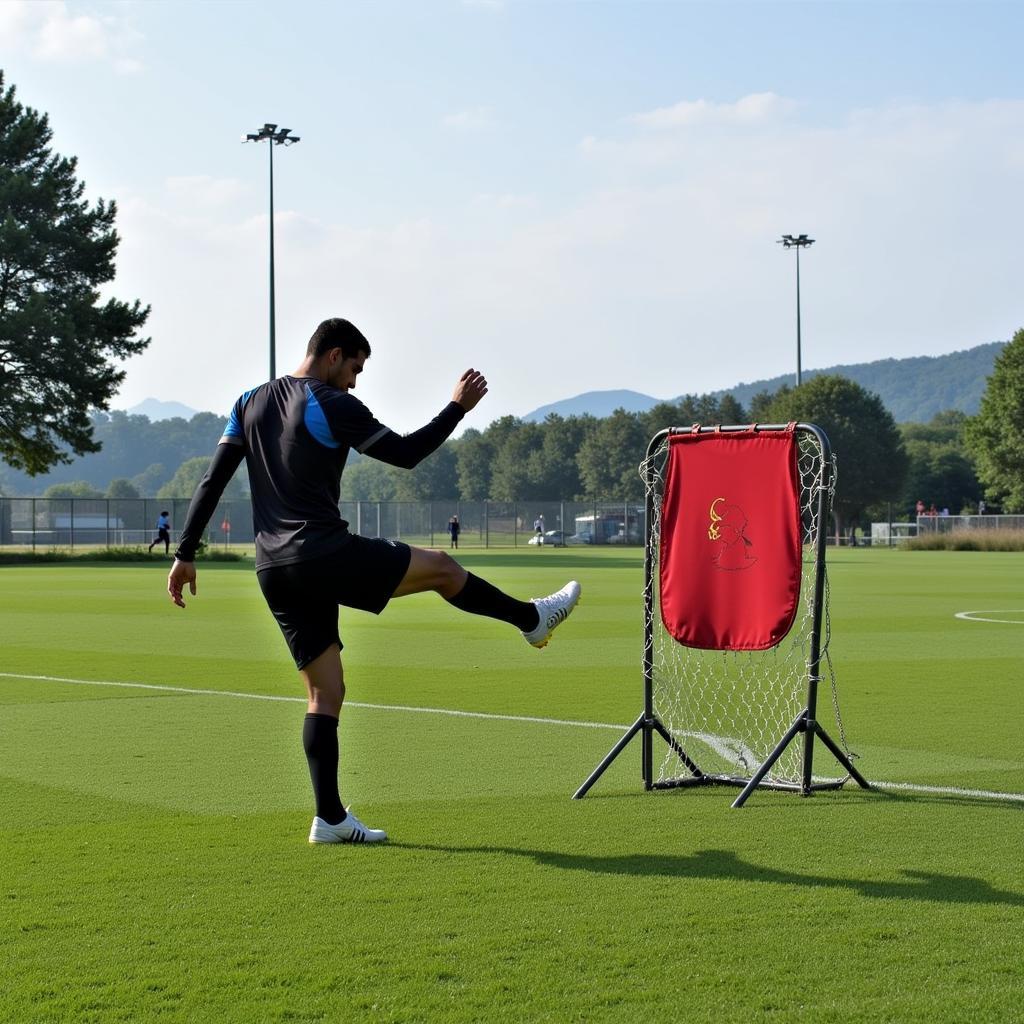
954, 609, 1024, 625
3, 670, 1024, 805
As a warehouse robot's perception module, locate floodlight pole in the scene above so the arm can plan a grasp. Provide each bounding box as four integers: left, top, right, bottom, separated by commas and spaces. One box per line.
778, 234, 815, 387
243, 123, 301, 380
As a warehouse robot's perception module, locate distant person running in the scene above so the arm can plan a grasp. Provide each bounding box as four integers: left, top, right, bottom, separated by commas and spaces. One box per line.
447, 514, 461, 549
148, 510, 171, 554
166, 318, 580, 846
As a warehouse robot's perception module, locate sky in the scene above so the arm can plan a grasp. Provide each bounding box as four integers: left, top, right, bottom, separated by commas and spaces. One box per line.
2, 0, 1023, 433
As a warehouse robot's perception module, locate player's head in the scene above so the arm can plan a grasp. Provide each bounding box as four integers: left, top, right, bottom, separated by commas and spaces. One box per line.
307, 318, 371, 392
307, 318, 371, 359
161, 510, 169, 517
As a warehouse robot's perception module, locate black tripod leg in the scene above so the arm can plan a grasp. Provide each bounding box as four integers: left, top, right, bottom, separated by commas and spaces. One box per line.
573, 715, 646, 799
731, 711, 807, 808
814, 724, 871, 790
650, 718, 704, 777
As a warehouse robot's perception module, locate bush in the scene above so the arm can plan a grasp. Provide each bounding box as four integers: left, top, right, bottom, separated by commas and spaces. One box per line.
903, 529, 1024, 552
0, 547, 248, 565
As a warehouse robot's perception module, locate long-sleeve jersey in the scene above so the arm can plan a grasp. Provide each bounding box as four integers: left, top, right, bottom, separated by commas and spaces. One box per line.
174, 375, 464, 569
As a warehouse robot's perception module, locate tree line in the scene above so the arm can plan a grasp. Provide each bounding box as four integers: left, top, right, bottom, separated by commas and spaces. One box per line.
10, 336, 1022, 535
3, 68, 1023, 526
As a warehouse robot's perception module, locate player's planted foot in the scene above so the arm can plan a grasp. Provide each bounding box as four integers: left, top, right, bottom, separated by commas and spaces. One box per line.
522, 580, 581, 649
308, 809, 388, 844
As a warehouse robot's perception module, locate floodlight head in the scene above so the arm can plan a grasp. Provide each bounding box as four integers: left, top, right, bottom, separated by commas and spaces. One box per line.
263, 123, 277, 132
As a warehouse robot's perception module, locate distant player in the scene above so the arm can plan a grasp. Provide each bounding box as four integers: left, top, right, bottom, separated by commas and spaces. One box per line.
148, 510, 171, 555
166, 318, 580, 845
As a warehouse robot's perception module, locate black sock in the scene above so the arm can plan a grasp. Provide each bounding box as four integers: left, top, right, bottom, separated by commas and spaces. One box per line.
302, 713, 346, 825
446, 573, 540, 632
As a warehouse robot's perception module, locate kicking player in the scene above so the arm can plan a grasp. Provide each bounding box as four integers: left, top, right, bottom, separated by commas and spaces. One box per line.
166, 318, 580, 845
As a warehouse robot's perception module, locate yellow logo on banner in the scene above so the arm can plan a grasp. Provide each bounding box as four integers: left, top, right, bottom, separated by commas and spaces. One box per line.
707, 497, 725, 540
707, 496, 757, 571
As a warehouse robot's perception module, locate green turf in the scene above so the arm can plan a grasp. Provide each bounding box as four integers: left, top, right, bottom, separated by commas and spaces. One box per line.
1, 549, 1022, 1023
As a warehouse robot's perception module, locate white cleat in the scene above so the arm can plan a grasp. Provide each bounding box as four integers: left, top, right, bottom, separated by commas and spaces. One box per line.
308, 809, 388, 845
522, 580, 581, 649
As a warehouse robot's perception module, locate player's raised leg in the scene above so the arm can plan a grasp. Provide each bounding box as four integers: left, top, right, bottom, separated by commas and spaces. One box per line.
300, 645, 386, 844
392, 547, 581, 648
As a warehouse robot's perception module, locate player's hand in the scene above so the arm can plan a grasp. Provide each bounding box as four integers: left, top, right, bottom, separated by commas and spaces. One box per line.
453, 368, 488, 412
168, 559, 197, 608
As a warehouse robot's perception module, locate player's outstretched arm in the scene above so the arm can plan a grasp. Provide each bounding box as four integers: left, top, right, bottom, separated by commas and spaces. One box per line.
361, 369, 488, 470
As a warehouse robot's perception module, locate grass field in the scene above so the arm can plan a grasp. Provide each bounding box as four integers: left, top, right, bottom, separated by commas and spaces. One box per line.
2, 548, 1023, 1023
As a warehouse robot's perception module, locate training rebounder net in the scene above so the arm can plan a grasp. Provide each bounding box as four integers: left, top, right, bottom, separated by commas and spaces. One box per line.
574, 423, 867, 806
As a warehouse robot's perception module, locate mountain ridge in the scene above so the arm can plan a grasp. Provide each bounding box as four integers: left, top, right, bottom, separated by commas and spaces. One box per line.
520, 342, 1006, 424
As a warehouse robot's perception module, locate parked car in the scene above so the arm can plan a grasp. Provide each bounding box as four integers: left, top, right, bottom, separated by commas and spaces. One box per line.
527, 530, 568, 547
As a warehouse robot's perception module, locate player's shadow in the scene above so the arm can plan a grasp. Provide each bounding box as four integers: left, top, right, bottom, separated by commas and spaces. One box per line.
394, 844, 1023, 907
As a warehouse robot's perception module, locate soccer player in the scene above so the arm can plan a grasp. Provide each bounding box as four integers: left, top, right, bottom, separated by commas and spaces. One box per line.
166, 318, 580, 845
148, 510, 171, 555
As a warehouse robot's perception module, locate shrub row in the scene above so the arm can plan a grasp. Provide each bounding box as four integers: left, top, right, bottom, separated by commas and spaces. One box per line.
903, 530, 1024, 551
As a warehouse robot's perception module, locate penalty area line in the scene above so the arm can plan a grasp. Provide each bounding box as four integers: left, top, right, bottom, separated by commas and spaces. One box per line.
4, 671, 1024, 805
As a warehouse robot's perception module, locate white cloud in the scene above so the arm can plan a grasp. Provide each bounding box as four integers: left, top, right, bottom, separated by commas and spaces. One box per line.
0, 1, 144, 72
631, 92, 796, 130
442, 106, 495, 131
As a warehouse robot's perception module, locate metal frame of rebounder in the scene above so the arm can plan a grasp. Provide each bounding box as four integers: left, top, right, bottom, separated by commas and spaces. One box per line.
573, 423, 870, 807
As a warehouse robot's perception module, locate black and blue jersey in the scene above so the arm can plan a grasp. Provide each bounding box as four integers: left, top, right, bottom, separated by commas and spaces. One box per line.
174, 375, 464, 569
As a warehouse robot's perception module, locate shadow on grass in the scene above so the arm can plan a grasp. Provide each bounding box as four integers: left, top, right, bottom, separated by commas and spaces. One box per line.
393, 843, 1024, 907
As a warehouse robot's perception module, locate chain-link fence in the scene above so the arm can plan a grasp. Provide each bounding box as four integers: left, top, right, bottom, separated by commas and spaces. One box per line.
0, 497, 646, 551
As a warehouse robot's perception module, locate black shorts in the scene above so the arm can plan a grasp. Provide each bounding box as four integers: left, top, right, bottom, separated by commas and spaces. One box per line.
256, 536, 412, 670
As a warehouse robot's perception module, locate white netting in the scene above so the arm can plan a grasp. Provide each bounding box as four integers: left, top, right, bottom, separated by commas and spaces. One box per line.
642, 428, 847, 787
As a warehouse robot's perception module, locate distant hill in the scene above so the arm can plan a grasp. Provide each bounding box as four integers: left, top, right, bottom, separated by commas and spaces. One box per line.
520, 342, 1006, 424
716, 342, 1006, 422
123, 398, 200, 421
522, 389, 659, 422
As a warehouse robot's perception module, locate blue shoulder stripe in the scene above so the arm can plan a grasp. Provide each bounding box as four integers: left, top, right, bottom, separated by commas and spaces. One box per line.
304, 383, 340, 449
223, 386, 259, 439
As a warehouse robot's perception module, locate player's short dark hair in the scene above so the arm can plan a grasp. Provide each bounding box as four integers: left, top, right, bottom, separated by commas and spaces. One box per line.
160, 510, 169, 516
307, 318, 371, 359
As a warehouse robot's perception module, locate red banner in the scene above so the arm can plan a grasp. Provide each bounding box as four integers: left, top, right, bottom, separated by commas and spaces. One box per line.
659, 429, 802, 651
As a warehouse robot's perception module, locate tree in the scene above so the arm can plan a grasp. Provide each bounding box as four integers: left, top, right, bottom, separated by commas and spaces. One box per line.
897, 411, 980, 515
533, 414, 595, 499
157, 457, 245, 500
760, 375, 908, 535
453, 429, 494, 500
42, 480, 102, 498
965, 327, 1024, 512
131, 462, 167, 497
0, 73, 150, 475
106, 477, 140, 499
576, 408, 648, 497
342, 458, 398, 501
392, 445, 459, 500
490, 422, 545, 500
